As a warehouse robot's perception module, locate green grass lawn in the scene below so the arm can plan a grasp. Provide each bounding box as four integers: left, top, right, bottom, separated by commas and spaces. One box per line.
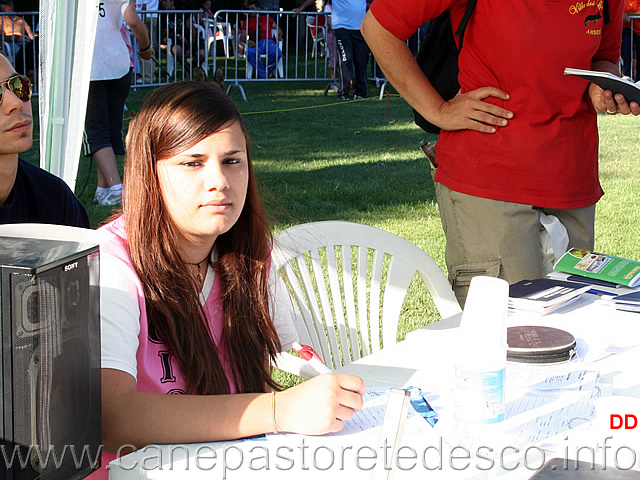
22, 80, 640, 337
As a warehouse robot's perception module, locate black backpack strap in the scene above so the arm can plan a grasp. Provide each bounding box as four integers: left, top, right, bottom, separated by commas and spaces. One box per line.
603, 0, 610, 25
455, 0, 478, 49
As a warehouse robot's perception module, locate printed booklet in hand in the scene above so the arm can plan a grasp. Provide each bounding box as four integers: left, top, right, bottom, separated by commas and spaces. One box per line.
564, 67, 640, 104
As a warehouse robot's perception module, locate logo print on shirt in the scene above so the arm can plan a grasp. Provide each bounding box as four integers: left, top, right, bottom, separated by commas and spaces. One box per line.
158, 350, 177, 384
584, 11, 601, 25
569, 1, 605, 36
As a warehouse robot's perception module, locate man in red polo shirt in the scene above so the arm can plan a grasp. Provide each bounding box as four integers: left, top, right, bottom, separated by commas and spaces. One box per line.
362, 0, 640, 305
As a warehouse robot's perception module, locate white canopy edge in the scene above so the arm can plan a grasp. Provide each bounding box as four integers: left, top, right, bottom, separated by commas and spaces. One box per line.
39, 0, 100, 190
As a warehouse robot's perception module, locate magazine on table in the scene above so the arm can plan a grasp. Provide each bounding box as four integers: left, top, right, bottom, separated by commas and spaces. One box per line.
508, 278, 590, 315
607, 290, 640, 313
554, 248, 640, 288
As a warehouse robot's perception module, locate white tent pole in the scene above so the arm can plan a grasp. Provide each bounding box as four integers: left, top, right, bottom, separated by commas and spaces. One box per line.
47, 0, 69, 176
39, 0, 100, 191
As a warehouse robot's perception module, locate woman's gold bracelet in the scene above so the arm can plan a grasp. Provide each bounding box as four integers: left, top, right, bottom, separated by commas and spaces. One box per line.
271, 391, 280, 434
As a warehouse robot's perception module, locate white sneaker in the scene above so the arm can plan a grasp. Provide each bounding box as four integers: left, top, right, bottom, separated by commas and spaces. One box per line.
95, 187, 122, 206
93, 188, 108, 204
100, 190, 122, 206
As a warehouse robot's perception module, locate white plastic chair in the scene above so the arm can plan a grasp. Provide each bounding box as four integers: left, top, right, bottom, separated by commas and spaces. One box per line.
194, 18, 233, 58
192, 22, 211, 73
165, 37, 175, 79
193, 20, 233, 76
272, 221, 461, 377
306, 16, 327, 58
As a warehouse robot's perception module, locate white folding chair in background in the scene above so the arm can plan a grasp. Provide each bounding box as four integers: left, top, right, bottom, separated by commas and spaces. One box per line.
272, 221, 461, 378
165, 37, 175, 79
211, 19, 234, 57
306, 16, 328, 58
192, 22, 212, 73
192, 17, 234, 78
194, 18, 233, 58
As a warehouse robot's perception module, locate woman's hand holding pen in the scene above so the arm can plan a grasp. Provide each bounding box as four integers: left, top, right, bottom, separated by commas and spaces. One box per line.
275, 374, 365, 435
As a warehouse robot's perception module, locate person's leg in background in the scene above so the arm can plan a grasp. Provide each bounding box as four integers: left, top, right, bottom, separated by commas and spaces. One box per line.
84, 80, 115, 204
633, 30, 640, 80
130, 30, 142, 84
93, 147, 122, 196
102, 69, 132, 204
334, 27, 354, 99
246, 43, 261, 76
350, 28, 369, 98
326, 28, 338, 90
435, 182, 546, 307
141, 16, 158, 83
83, 70, 131, 206
327, 29, 336, 80
252, 38, 272, 78
262, 38, 281, 76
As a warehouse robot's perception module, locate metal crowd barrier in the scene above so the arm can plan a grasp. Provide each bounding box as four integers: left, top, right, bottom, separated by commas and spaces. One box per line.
207, 9, 427, 100
133, 8, 422, 100
125, 9, 342, 99
0, 9, 423, 102
627, 14, 640, 80
183, 9, 336, 100
0, 9, 339, 100
2, 10, 638, 103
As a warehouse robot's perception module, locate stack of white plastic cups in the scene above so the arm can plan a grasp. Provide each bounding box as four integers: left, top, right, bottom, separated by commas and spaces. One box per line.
453, 276, 509, 462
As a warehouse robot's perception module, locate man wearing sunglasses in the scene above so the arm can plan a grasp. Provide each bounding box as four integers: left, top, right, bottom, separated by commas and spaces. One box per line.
0, 52, 89, 227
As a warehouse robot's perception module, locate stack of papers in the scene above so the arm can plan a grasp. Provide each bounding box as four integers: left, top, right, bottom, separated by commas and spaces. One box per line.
504, 367, 604, 445
509, 278, 590, 315
610, 290, 640, 313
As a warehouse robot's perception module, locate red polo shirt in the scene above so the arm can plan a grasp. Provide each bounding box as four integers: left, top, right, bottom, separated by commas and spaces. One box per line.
370, 0, 623, 209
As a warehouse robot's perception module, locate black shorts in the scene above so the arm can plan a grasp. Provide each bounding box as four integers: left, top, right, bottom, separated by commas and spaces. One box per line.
83, 69, 132, 157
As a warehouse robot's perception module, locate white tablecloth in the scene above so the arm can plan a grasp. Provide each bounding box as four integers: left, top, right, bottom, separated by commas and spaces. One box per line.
108, 295, 640, 479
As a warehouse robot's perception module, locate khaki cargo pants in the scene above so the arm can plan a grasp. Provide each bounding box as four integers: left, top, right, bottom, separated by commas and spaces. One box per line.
434, 182, 596, 307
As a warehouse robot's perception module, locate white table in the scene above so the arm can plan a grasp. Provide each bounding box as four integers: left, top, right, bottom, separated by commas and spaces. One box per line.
108, 296, 640, 480
342, 295, 640, 395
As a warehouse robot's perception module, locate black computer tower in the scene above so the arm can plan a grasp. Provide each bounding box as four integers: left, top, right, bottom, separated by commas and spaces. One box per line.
0, 236, 101, 479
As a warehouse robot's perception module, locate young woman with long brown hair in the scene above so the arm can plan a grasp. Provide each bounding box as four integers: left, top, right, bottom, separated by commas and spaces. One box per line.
95, 81, 364, 453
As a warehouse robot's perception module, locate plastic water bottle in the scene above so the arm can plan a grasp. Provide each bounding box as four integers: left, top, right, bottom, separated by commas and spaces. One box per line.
454, 276, 508, 426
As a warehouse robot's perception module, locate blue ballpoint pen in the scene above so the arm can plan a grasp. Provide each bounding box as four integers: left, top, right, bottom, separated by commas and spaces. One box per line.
586, 288, 617, 297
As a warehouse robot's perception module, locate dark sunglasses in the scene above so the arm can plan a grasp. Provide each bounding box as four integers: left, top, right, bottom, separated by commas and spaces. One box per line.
0, 74, 32, 105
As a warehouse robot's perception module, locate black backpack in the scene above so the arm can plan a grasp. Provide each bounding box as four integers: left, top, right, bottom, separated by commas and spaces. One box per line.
413, 0, 477, 134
